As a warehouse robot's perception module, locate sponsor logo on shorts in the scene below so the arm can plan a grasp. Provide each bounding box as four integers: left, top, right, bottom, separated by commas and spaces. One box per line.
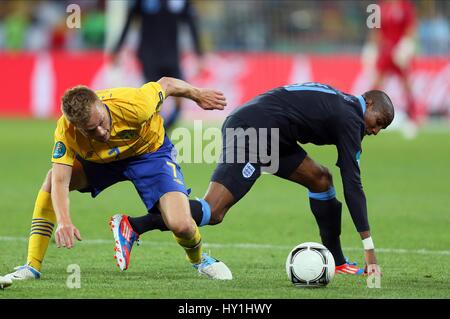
242, 162, 256, 178
53, 141, 66, 159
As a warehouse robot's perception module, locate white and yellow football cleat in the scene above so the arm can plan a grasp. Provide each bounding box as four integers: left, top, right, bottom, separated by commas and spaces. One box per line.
4, 264, 41, 281
193, 253, 233, 280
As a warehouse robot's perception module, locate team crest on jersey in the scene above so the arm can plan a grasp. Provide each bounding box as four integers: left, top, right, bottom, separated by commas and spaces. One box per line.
118, 130, 137, 139
242, 162, 256, 178
53, 141, 66, 159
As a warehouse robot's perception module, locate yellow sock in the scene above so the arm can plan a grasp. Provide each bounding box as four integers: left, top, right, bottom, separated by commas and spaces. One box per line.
27, 190, 56, 271
173, 222, 202, 264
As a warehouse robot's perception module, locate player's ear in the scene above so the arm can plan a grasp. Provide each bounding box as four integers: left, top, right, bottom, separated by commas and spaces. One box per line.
365, 98, 375, 112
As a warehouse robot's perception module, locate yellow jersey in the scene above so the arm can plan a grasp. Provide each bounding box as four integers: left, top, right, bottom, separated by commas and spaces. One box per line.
51, 82, 166, 166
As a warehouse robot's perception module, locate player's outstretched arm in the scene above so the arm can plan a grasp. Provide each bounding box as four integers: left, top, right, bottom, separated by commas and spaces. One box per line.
157, 77, 226, 110
51, 163, 82, 249
360, 230, 382, 275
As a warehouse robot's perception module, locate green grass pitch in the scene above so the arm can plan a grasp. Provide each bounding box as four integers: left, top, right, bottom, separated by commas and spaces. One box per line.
0, 119, 449, 299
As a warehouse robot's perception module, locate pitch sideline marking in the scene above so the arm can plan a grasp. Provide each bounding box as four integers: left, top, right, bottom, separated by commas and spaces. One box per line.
0, 236, 449, 256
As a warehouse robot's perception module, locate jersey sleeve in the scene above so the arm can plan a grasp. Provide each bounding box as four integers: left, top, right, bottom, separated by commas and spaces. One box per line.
51, 117, 76, 166
336, 118, 369, 232
135, 82, 166, 120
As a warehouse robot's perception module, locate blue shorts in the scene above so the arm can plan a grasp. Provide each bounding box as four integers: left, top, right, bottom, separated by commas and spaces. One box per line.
77, 136, 188, 212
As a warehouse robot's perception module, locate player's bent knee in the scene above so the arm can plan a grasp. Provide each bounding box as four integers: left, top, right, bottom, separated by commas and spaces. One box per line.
169, 221, 196, 238
313, 166, 333, 192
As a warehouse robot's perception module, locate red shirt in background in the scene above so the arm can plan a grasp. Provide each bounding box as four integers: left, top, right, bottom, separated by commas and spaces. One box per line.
376, 0, 416, 74
379, 0, 416, 53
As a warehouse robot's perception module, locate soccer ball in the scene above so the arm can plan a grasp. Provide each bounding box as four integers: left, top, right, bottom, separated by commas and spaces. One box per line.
285, 242, 335, 287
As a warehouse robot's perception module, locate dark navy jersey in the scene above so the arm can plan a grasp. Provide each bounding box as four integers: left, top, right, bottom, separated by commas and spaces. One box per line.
231, 82, 369, 232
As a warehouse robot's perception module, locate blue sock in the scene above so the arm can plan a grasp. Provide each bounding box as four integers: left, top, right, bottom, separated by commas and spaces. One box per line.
196, 198, 211, 226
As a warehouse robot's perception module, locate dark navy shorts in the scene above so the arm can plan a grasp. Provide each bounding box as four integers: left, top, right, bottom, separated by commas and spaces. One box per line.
211, 115, 307, 202
77, 136, 188, 212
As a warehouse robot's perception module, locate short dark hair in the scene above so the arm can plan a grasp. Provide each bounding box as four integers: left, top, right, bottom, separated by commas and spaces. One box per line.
363, 90, 395, 126
61, 85, 98, 125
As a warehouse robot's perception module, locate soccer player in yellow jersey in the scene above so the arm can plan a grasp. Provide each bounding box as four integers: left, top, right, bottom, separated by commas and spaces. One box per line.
3, 77, 232, 284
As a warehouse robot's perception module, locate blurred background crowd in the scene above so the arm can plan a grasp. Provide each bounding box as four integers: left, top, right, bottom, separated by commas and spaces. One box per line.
0, 0, 448, 55
0, 0, 448, 135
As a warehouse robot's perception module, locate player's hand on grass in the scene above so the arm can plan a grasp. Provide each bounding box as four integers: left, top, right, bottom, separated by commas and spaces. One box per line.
55, 223, 82, 249
365, 263, 382, 276
196, 88, 227, 110
363, 249, 382, 276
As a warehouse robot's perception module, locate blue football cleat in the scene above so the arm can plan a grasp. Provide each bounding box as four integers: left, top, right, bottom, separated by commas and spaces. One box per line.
345, 257, 358, 266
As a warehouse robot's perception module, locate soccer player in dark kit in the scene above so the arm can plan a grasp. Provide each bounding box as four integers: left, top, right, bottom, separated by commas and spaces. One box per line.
113, 82, 393, 277
112, 0, 204, 130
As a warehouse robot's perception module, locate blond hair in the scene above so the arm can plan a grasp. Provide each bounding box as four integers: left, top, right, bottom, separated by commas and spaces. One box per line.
61, 85, 98, 125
